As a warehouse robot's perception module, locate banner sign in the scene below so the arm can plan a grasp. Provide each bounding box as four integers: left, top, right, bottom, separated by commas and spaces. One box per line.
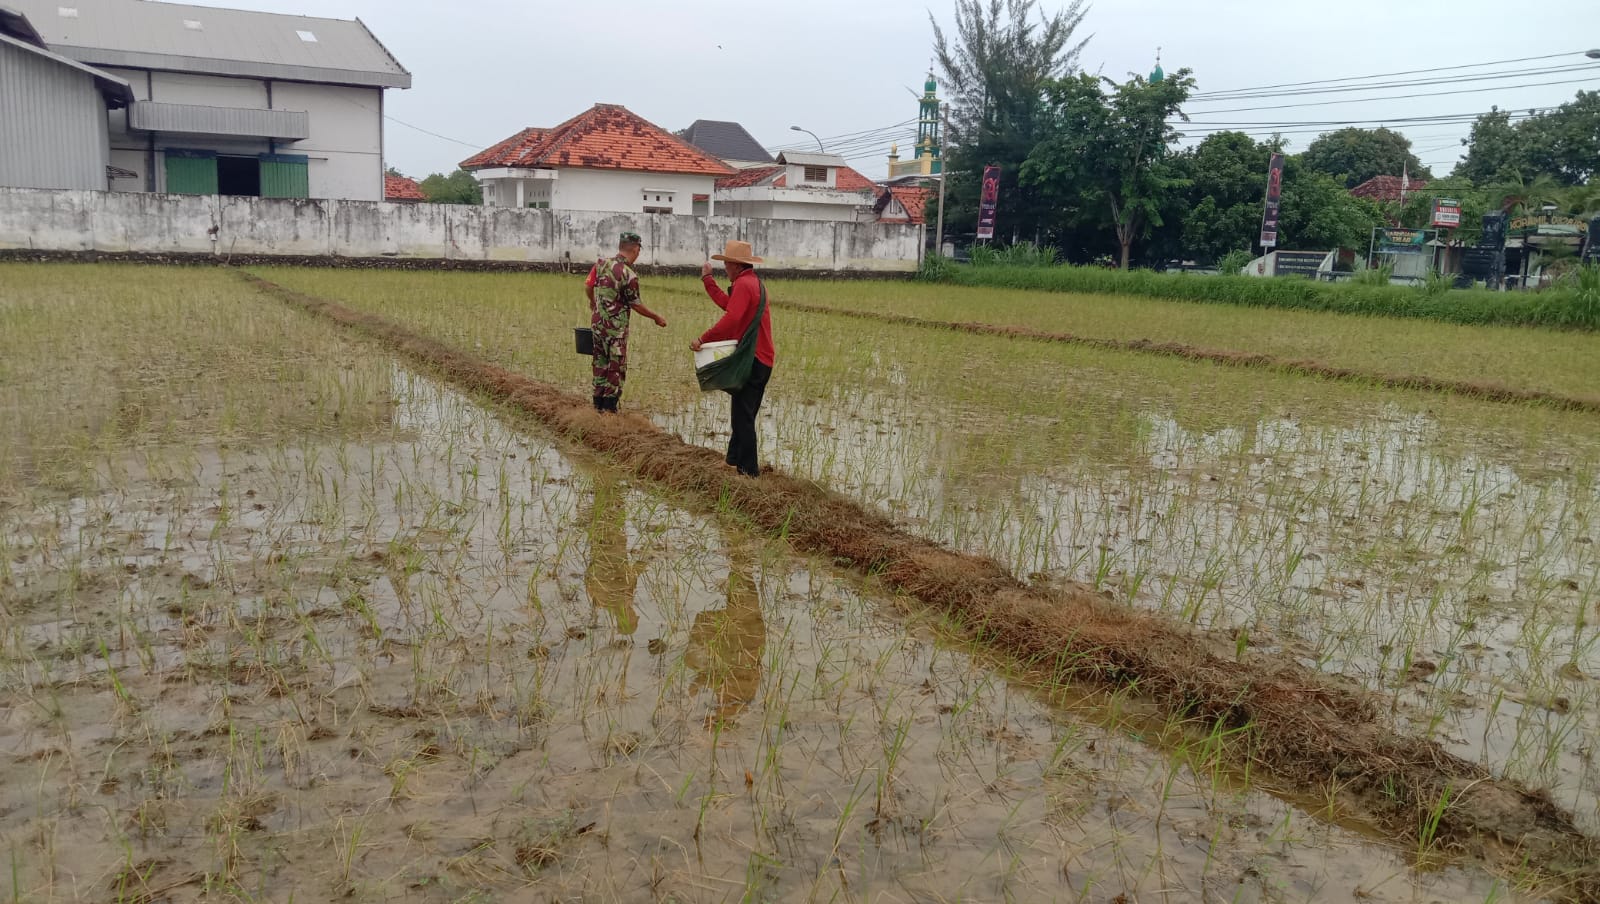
976, 165, 1001, 241
1273, 250, 1330, 279
1431, 198, 1461, 228
1259, 153, 1284, 249
1378, 227, 1427, 254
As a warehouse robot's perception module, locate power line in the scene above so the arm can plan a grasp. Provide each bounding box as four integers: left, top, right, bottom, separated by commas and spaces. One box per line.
1189, 50, 1595, 98
1187, 63, 1600, 103
1179, 74, 1600, 116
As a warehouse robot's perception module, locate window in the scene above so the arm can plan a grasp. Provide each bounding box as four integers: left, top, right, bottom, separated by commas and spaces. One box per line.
182, 18, 203, 30
641, 190, 675, 214
526, 201, 549, 209
803, 165, 828, 183
643, 206, 672, 215
296, 29, 317, 42
57, 7, 78, 17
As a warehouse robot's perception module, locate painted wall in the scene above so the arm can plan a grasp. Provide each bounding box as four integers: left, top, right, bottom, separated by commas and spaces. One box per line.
98, 68, 384, 200
0, 41, 111, 191
0, 187, 923, 271
481, 168, 717, 216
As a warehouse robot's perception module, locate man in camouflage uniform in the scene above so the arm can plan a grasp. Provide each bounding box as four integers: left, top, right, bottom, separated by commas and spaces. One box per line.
585, 231, 666, 412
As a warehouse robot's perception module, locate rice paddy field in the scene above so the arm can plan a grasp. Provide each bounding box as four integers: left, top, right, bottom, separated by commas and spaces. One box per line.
3, 260, 1600, 902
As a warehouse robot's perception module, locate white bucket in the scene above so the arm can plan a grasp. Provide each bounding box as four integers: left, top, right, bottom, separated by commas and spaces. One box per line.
693, 340, 739, 369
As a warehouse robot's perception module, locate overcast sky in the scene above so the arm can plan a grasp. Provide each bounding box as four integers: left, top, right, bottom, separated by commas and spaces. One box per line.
187, 0, 1600, 181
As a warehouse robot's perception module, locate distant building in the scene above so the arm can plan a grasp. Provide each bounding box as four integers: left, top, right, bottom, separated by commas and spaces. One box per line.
875, 183, 934, 226
384, 173, 425, 203
464, 104, 734, 215
677, 119, 773, 169
887, 73, 941, 180
6, 0, 411, 200
714, 152, 880, 222
1350, 175, 1427, 203
1, 6, 132, 190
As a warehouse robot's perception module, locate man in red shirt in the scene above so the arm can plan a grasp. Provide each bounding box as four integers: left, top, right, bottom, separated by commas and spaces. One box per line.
692, 240, 774, 478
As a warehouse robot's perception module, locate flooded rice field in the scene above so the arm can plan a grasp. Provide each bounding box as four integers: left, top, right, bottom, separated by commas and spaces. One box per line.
2, 263, 1596, 900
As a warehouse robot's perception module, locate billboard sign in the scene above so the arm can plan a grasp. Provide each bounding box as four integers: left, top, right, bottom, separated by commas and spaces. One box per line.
976, 165, 1001, 241
1431, 198, 1461, 228
1378, 227, 1428, 254
1259, 153, 1285, 249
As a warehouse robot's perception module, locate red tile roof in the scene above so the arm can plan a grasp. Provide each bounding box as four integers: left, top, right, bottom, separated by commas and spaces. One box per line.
384, 174, 426, 202
460, 128, 548, 170
879, 186, 934, 225
714, 163, 879, 193
1350, 175, 1427, 202
461, 105, 734, 177
716, 165, 782, 189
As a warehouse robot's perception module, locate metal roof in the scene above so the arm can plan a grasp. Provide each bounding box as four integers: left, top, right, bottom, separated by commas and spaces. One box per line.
777, 151, 847, 168
0, 25, 131, 105
0, 5, 45, 45
677, 120, 773, 164
6, 0, 410, 88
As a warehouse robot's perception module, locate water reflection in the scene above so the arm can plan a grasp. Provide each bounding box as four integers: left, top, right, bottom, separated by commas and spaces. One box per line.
582, 475, 640, 635
686, 542, 766, 726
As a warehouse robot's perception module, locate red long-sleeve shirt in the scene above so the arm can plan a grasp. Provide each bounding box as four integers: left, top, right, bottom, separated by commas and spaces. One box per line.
700, 270, 774, 367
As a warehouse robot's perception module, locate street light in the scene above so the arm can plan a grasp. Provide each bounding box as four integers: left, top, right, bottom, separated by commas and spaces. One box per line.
789, 126, 824, 152
1587, 49, 1600, 59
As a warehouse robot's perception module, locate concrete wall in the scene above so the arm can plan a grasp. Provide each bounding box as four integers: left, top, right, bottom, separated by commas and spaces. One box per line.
99, 68, 384, 200
0, 40, 111, 191
0, 187, 923, 271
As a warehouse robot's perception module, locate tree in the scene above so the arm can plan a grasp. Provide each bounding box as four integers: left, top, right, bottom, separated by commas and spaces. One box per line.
1173, 131, 1275, 263
1456, 92, 1600, 186
1275, 159, 1384, 252
419, 169, 482, 206
1300, 127, 1430, 189
931, 0, 1090, 241
385, 165, 404, 178
1021, 68, 1196, 268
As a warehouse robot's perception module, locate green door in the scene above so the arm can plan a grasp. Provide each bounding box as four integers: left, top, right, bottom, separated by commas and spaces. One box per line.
164, 152, 217, 194
260, 155, 310, 199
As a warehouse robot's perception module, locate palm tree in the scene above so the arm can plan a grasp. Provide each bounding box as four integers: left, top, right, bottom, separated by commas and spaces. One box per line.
1488, 172, 1564, 217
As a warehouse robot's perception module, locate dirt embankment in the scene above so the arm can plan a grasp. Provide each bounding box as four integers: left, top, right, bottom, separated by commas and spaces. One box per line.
244, 272, 1600, 901
680, 291, 1600, 414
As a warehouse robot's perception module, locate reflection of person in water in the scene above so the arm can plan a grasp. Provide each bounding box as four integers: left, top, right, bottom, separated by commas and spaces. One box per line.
685, 545, 766, 726
582, 476, 640, 635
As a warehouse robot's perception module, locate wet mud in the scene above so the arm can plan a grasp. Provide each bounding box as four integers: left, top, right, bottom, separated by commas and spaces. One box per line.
244, 272, 1600, 899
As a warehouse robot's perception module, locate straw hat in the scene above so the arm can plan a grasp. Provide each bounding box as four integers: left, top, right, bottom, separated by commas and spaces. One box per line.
711, 240, 763, 266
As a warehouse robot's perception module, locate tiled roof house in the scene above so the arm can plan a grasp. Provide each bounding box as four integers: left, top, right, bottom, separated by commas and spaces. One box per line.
713, 151, 884, 223
1350, 174, 1426, 203
462, 104, 733, 214
384, 173, 425, 202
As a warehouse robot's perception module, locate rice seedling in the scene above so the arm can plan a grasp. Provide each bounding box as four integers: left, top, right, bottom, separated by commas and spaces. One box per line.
0, 261, 1587, 901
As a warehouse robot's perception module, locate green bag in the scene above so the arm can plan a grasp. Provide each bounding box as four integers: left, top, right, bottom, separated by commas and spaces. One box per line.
696, 280, 768, 394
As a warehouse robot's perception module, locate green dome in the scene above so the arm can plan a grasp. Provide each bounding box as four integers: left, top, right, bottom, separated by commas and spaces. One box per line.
1150, 63, 1164, 83
925, 73, 938, 93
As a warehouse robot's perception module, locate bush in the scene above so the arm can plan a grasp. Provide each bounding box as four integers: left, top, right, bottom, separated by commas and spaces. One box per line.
918, 253, 955, 283
1215, 250, 1253, 276
926, 262, 1599, 330
969, 242, 1057, 269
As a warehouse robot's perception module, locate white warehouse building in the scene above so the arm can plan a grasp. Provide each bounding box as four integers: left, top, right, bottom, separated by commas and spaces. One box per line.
5, 0, 410, 200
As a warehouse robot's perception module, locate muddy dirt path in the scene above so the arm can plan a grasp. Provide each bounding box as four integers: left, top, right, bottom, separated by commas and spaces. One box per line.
244, 272, 1600, 901
672, 290, 1600, 415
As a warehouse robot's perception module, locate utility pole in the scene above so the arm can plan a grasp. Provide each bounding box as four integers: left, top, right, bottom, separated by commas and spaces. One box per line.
934, 107, 949, 258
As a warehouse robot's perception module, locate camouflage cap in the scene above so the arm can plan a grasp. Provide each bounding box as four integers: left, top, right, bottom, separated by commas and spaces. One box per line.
619, 231, 643, 245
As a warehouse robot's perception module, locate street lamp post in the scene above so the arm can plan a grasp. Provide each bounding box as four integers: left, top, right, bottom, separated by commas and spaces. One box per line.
1587, 49, 1600, 59
789, 126, 824, 152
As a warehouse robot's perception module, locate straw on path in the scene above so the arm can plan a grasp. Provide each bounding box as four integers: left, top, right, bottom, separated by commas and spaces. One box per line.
244, 271, 1600, 901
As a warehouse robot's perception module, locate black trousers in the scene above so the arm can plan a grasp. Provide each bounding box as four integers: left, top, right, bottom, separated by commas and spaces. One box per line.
727, 361, 772, 477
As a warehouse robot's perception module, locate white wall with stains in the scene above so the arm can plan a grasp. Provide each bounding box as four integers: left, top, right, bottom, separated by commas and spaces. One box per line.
0, 187, 924, 271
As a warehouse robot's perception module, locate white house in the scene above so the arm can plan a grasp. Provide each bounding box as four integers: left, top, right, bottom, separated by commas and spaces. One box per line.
464, 104, 734, 215
7, 0, 410, 200
713, 152, 880, 223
